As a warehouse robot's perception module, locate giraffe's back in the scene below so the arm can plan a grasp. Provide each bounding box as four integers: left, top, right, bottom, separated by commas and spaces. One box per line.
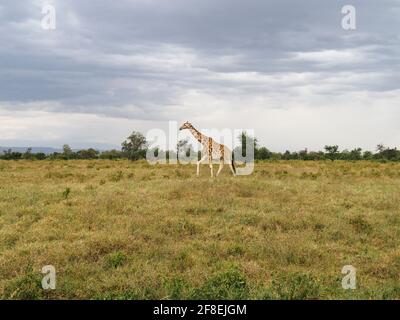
210, 139, 231, 160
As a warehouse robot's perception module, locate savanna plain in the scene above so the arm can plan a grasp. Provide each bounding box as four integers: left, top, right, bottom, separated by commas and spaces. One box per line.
0, 160, 399, 299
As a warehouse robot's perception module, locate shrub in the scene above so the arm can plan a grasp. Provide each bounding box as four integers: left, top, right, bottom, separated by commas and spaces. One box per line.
109, 171, 124, 182
105, 251, 126, 269
165, 277, 190, 299
190, 267, 248, 299
3, 271, 44, 299
263, 273, 321, 300
349, 215, 372, 234
62, 187, 71, 199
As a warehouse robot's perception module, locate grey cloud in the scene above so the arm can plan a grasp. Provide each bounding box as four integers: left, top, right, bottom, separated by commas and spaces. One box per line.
0, 0, 399, 149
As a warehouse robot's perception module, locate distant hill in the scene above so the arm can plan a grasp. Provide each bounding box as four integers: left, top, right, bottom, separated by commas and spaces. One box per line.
0, 146, 117, 154
0, 147, 62, 154
0, 142, 122, 155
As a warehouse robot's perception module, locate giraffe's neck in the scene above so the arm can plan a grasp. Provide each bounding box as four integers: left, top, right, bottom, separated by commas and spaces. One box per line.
189, 126, 206, 144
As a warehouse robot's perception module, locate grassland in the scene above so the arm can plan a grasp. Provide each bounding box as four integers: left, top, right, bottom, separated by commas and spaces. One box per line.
0, 159, 399, 299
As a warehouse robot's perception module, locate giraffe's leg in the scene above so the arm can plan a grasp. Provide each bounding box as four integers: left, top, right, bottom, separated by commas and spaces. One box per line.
228, 154, 236, 176
228, 163, 236, 176
216, 159, 224, 176
208, 139, 213, 178
197, 155, 207, 177
209, 155, 213, 178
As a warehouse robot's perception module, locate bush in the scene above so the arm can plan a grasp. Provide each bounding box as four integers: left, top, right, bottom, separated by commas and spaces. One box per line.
3, 271, 44, 299
263, 273, 321, 300
349, 215, 373, 234
105, 251, 126, 269
190, 267, 248, 299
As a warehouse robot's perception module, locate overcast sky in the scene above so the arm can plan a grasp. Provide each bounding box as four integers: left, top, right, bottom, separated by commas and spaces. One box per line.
0, 0, 399, 151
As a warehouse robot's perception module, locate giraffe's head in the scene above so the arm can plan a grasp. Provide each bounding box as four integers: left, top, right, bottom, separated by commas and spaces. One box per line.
179, 121, 192, 131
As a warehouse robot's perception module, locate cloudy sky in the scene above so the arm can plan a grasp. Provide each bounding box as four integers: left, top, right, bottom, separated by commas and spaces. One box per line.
1, 0, 399, 151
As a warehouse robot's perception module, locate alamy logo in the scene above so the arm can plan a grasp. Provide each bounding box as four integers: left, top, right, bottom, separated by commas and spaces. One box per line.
41, 5, 56, 30
341, 5, 356, 30
41, 265, 56, 290
341, 265, 356, 290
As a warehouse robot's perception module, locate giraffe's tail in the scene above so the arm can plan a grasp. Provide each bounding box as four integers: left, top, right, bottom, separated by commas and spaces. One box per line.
231, 151, 236, 174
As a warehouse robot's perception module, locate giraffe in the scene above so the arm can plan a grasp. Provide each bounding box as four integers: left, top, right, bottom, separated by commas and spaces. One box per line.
179, 121, 236, 177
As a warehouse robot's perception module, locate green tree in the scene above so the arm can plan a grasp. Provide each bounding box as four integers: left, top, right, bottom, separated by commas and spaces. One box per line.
282, 150, 292, 160
100, 150, 123, 160
62, 144, 74, 159
121, 131, 148, 161
363, 151, 373, 160
257, 147, 271, 160
324, 145, 339, 161
299, 148, 308, 160
379, 147, 399, 161
349, 148, 362, 160
22, 147, 34, 160
2, 149, 22, 160
235, 131, 258, 160
77, 148, 99, 159
376, 144, 386, 153
177, 138, 189, 159
35, 152, 47, 160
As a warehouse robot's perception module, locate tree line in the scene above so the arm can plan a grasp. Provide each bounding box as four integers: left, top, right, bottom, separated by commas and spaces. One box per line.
1, 131, 399, 162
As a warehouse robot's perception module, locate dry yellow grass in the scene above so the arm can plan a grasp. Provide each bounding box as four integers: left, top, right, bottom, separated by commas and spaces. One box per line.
0, 159, 399, 299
